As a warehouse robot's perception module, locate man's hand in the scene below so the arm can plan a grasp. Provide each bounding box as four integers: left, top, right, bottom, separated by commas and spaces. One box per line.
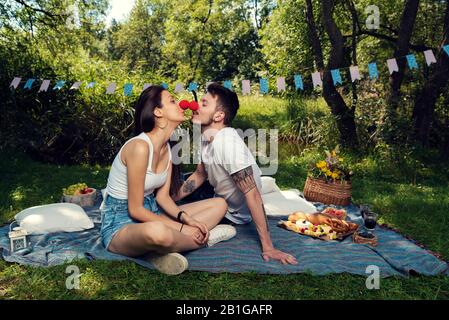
262, 248, 298, 265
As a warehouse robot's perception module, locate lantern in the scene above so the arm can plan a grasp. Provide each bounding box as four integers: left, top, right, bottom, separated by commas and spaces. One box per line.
9, 223, 28, 253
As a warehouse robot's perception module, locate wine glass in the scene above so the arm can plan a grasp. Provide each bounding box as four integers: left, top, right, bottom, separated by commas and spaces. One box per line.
363, 211, 378, 238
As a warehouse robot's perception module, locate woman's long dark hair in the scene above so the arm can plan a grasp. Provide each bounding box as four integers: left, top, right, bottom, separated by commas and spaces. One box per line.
133, 85, 183, 198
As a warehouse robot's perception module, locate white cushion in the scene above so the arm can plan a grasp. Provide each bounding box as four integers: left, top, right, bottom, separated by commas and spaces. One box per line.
14, 203, 94, 235
260, 176, 282, 195
262, 189, 317, 216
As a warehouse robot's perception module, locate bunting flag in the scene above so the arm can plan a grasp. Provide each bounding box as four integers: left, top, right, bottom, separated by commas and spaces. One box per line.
424, 50, 437, 66
174, 83, 184, 93
276, 77, 286, 92
387, 58, 399, 74
24, 78, 36, 90
142, 83, 151, 91
161, 83, 169, 90
106, 82, 116, 94
331, 69, 342, 86
124, 83, 133, 96
294, 74, 303, 90
349, 66, 362, 82
259, 78, 268, 94
368, 62, 379, 79
223, 80, 233, 91
53, 80, 66, 90
443, 44, 449, 57
10, 77, 21, 89
39, 80, 51, 92
187, 82, 198, 92
242, 80, 251, 95
86, 81, 96, 89
406, 54, 418, 70
311, 71, 322, 88
70, 81, 82, 90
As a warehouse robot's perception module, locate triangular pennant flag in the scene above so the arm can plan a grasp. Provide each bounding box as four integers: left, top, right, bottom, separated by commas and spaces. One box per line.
443, 44, 449, 57
276, 77, 286, 92
311, 71, 322, 88
187, 82, 198, 92
349, 66, 362, 82
174, 83, 184, 93
387, 58, 399, 74
331, 69, 342, 86
294, 74, 303, 91
259, 78, 268, 94
38, 80, 51, 92
406, 54, 418, 70
142, 83, 152, 91
86, 81, 96, 89
368, 62, 379, 79
106, 82, 116, 94
206, 81, 214, 89
242, 80, 251, 95
223, 80, 233, 91
53, 80, 66, 90
423, 50, 437, 66
10, 77, 21, 89
24, 79, 36, 90
70, 81, 82, 90
124, 83, 133, 96
161, 83, 169, 90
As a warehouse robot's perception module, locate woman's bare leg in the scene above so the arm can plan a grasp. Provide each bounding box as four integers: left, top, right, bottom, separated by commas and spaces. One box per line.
108, 221, 203, 257
177, 197, 228, 229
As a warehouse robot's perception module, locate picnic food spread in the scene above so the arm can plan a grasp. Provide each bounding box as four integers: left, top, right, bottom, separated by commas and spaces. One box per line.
278, 209, 359, 241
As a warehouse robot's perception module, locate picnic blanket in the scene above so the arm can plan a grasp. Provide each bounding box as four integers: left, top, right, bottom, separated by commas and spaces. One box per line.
1, 196, 448, 278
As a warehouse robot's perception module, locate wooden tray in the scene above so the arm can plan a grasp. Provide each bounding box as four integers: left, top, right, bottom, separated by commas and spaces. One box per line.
278, 220, 358, 242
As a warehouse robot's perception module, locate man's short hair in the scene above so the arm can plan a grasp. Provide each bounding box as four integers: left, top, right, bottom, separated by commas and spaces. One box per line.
206, 82, 239, 126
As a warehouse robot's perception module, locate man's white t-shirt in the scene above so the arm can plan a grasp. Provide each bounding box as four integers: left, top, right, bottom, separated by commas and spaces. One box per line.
201, 127, 262, 224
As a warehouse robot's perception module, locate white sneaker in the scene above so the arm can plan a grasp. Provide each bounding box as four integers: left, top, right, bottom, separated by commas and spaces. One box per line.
207, 224, 237, 247
149, 252, 188, 275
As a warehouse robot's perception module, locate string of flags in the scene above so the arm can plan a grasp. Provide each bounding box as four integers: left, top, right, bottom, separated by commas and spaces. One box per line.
8, 47, 445, 96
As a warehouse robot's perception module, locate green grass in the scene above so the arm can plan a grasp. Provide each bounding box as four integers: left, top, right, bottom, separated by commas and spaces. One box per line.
1, 96, 449, 299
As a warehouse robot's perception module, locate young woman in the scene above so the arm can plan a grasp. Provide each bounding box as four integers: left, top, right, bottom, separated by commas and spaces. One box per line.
100, 85, 236, 275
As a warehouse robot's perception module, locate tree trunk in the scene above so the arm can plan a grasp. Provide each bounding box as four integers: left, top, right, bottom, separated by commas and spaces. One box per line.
305, 0, 358, 148
382, 0, 420, 142
412, 0, 449, 147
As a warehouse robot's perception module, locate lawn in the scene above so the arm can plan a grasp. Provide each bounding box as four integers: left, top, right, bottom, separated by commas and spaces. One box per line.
1, 97, 449, 299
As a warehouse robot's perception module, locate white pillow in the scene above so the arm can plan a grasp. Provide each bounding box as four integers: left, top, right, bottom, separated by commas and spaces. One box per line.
262, 190, 317, 216
260, 176, 282, 195
14, 203, 94, 235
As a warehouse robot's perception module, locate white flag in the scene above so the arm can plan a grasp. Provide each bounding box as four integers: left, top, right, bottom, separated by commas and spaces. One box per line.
174, 83, 184, 93
242, 80, 251, 95
311, 72, 322, 88
387, 58, 399, 74
349, 66, 362, 82
276, 77, 286, 92
423, 50, 437, 66
70, 81, 82, 90
38, 80, 51, 92
106, 82, 116, 94
142, 83, 152, 92
10, 77, 21, 89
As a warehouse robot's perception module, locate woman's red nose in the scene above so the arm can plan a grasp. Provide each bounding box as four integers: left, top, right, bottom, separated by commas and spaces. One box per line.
179, 100, 190, 110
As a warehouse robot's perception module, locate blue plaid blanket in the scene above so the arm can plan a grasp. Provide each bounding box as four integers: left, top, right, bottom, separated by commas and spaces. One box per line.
1, 196, 448, 277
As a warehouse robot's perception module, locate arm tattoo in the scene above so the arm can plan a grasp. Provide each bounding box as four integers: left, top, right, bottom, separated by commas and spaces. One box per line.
183, 180, 196, 194
231, 166, 256, 194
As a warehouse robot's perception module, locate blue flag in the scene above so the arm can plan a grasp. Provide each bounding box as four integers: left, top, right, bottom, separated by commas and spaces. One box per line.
294, 74, 303, 91
259, 78, 268, 94
188, 82, 198, 92
406, 54, 418, 69
86, 81, 96, 88
331, 69, 342, 86
223, 80, 233, 91
24, 79, 36, 90
368, 62, 379, 79
124, 83, 133, 96
443, 44, 449, 57
53, 80, 66, 90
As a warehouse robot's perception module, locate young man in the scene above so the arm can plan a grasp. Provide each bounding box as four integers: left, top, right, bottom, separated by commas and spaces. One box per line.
174, 83, 297, 265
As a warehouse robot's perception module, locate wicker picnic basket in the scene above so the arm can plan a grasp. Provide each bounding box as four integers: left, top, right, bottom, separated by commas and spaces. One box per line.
303, 176, 351, 206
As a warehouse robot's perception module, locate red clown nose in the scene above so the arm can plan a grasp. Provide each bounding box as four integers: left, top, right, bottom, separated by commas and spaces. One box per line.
189, 101, 199, 111
179, 100, 199, 111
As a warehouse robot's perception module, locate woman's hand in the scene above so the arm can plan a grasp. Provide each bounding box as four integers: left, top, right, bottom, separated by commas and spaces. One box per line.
181, 224, 208, 245
182, 213, 209, 245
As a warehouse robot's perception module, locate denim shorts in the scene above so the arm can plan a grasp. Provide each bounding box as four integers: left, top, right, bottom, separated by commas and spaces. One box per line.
100, 193, 163, 250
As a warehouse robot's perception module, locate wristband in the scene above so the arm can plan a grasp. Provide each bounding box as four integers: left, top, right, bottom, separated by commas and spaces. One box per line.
177, 210, 186, 222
